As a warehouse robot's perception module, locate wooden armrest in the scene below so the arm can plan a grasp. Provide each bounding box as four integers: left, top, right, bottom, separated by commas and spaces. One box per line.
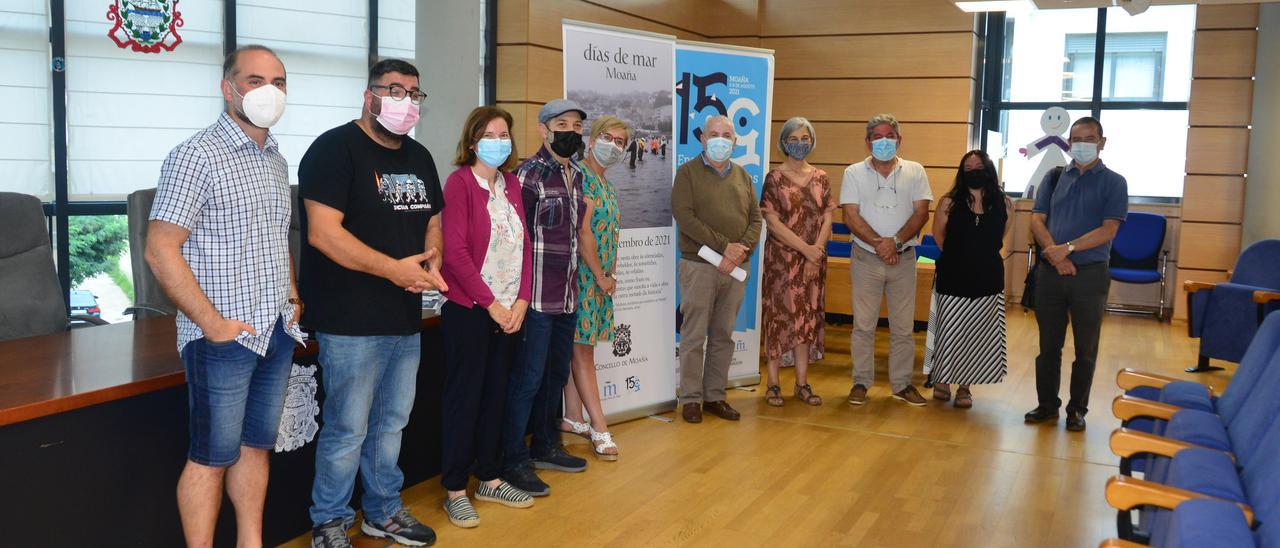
1113, 395, 1180, 421
1254, 290, 1280, 305
1116, 368, 1215, 396
1184, 280, 1218, 293
1105, 475, 1254, 526
1109, 428, 1235, 463
1098, 539, 1146, 548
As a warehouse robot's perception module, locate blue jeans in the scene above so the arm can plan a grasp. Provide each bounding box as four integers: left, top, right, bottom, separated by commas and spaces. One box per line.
501, 309, 575, 468
309, 332, 420, 526
181, 318, 294, 467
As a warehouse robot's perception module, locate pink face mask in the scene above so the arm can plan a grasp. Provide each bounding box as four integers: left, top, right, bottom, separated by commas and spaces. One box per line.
376, 95, 419, 135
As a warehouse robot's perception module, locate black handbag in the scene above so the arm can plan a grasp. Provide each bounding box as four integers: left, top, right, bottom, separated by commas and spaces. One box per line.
1020, 167, 1064, 310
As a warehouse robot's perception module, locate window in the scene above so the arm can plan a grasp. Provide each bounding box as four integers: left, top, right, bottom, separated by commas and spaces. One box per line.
0, 1, 53, 200
66, 1, 225, 201
238, 0, 369, 183
0, 0, 440, 318
1064, 32, 1166, 101
978, 5, 1195, 198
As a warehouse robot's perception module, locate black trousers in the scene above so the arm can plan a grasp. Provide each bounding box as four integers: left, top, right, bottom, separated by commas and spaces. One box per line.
440, 301, 515, 491
1034, 262, 1110, 414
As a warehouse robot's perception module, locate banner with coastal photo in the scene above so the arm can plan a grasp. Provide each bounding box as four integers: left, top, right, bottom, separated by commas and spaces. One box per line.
562, 20, 678, 422
674, 40, 774, 386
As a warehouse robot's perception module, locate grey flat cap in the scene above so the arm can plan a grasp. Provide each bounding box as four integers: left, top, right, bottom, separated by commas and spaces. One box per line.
538, 98, 587, 124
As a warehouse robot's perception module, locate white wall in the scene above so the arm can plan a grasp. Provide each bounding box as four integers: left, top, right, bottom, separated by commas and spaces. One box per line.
414, 0, 484, 181
1244, 3, 1280, 247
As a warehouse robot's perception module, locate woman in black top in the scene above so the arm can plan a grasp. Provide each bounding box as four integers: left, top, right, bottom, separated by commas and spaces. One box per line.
923, 150, 1014, 408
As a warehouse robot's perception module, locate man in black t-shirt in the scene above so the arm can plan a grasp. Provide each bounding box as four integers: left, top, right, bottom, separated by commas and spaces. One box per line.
298, 59, 444, 548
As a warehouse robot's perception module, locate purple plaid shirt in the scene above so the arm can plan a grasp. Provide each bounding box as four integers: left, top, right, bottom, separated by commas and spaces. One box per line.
516, 146, 585, 314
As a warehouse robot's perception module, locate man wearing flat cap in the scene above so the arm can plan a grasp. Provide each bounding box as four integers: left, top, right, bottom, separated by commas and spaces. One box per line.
500, 98, 591, 496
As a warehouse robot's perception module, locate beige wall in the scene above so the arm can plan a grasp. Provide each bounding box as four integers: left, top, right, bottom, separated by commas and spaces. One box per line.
1243, 3, 1280, 247
1174, 4, 1260, 320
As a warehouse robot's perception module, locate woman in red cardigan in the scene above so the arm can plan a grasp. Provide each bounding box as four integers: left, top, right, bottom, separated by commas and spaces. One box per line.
438, 106, 534, 528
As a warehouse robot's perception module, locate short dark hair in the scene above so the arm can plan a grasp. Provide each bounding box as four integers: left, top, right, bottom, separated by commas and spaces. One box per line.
369, 59, 420, 86
222, 45, 279, 80
1071, 116, 1104, 138
454, 105, 519, 172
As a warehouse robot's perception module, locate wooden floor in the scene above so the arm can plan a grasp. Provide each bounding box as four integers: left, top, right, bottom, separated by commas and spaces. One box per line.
286, 306, 1232, 548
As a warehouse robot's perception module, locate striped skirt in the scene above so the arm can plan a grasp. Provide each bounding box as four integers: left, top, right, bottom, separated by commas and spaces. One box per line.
923, 291, 1007, 385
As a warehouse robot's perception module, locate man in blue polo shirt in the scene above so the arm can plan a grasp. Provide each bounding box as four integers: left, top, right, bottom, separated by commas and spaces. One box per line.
1024, 116, 1128, 432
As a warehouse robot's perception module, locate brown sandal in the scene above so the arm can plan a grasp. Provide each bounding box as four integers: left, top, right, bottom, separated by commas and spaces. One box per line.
794, 384, 822, 406
954, 386, 973, 408
932, 385, 952, 402
765, 385, 784, 407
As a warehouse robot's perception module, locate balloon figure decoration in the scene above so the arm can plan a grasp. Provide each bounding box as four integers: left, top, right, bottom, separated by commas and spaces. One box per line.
1019, 106, 1070, 199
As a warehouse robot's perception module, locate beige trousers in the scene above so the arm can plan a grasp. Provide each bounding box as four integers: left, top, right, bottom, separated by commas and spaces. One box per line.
678, 259, 746, 404
850, 246, 918, 392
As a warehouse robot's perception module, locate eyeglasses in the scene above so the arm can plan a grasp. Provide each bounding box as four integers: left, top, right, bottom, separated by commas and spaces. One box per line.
597, 135, 627, 148
370, 84, 427, 105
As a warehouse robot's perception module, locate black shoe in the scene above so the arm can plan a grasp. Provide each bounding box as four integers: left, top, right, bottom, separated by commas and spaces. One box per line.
360, 509, 436, 547
311, 518, 352, 548
502, 463, 550, 496
1024, 406, 1060, 423
1066, 410, 1087, 432
532, 445, 588, 473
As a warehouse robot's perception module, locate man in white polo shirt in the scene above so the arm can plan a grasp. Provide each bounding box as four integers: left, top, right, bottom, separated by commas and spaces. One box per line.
840, 113, 932, 407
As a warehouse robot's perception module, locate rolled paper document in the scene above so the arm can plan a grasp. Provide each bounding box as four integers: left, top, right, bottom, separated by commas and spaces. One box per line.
698, 245, 747, 282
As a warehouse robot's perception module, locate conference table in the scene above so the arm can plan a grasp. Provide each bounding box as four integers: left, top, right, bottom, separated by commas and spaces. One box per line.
0, 313, 443, 547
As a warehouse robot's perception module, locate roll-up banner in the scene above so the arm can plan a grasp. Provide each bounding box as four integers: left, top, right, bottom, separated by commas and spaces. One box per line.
562, 20, 678, 422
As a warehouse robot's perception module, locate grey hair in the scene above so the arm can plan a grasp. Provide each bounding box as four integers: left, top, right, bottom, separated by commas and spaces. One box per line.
865, 113, 901, 140
778, 117, 816, 153
703, 114, 735, 135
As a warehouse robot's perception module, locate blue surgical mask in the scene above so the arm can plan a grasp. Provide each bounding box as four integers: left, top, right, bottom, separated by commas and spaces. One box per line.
783, 141, 812, 160
705, 136, 734, 163
870, 137, 897, 162
1070, 142, 1098, 165
476, 138, 512, 168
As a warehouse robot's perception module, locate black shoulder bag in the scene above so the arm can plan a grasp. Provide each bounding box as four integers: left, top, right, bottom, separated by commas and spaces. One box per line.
1020, 166, 1064, 310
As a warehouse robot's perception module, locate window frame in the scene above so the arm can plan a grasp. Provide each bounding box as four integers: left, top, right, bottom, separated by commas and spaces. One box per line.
35, 0, 496, 311
975, 8, 1189, 200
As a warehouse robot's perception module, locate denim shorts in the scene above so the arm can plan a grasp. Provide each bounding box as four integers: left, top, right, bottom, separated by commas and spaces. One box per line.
180, 319, 295, 467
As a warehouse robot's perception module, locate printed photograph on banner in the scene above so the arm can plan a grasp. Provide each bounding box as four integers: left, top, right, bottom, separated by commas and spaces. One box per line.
563, 27, 674, 229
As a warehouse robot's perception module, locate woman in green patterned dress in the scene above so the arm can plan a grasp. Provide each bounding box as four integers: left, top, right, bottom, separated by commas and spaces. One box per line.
561, 116, 629, 461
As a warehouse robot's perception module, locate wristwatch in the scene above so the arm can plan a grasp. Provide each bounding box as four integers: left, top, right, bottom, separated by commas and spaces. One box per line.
1066, 241, 1075, 254
892, 235, 904, 252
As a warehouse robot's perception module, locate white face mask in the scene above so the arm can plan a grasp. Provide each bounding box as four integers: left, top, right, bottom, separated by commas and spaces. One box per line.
1070, 141, 1099, 165
229, 82, 286, 129
591, 138, 625, 168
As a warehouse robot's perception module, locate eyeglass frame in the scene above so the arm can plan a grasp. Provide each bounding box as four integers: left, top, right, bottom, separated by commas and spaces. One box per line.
369, 84, 427, 105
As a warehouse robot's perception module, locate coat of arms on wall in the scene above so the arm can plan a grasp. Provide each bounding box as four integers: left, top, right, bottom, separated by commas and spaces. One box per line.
106, 0, 183, 53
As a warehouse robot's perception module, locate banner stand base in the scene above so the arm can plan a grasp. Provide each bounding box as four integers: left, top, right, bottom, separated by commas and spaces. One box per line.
728, 373, 761, 389
604, 399, 678, 426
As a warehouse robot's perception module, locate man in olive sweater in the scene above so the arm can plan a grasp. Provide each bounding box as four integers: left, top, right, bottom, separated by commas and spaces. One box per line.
671, 115, 763, 423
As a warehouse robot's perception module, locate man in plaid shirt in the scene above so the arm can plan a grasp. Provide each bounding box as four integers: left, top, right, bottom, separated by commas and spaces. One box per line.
145, 45, 302, 547
500, 99, 591, 496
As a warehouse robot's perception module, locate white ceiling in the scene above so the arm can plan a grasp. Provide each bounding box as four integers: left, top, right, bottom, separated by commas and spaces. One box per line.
1032, 0, 1278, 8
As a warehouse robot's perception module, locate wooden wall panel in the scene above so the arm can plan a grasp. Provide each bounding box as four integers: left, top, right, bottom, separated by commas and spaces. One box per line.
1178, 223, 1243, 271
774, 79, 974, 124
769, 121, 971, 168
1195, 4, 1260, 30
1185, 127, 1251, 175
526, 0, 703, 50
759, 0, 974, 36
498, 0, 531, 43
498, 102, 541, 162
767, 33, 975, 79
714, 36, 762, 48
1188, 79, 1254, 127
1181, 175, 1246, 224
583, 0, 759, 37
496, 46, 530, 103
1192, 30, 1258, 78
